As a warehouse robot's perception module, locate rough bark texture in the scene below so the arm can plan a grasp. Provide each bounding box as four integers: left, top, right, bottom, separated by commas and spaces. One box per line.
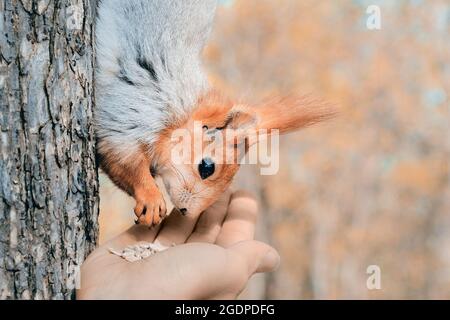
0, 0, 98, 299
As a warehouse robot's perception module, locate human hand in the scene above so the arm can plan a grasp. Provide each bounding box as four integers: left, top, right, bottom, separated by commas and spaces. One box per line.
77, 189, 280, 299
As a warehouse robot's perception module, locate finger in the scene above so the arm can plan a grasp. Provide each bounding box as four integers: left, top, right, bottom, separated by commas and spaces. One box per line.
196, 241, 279, 299
187, 189, 232, 243
228, 240, 280, 276
215, 190, 258, 247
154, 207, 204, 246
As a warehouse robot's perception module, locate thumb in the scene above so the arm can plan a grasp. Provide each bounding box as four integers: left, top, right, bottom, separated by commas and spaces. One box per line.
228, 240, 280, 276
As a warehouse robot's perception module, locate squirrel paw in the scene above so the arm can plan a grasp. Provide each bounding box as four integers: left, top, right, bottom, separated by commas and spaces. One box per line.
134, 190, 167, 227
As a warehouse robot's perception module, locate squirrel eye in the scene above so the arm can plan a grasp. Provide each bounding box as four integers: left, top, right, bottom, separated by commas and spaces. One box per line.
198, 158, 215, 180
202, 125, 208, 130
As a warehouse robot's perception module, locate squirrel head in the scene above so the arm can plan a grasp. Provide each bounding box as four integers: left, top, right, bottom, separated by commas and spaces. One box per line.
151, 91, 336, 216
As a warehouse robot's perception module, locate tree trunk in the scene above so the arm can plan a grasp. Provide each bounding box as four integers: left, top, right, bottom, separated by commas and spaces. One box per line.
0, 0, 98, 299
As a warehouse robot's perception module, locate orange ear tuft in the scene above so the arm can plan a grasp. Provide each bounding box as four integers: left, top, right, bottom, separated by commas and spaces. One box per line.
192, 90, 234, 127
255, 95, 337, 134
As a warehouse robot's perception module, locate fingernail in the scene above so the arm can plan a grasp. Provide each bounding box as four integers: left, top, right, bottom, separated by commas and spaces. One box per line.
258, 250, 280, 273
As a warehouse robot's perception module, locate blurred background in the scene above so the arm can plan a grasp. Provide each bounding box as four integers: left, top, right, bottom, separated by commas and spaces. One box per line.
99, 0, 450, 299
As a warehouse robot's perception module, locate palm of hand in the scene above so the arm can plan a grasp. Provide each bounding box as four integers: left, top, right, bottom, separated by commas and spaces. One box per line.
77, 190, 279, 299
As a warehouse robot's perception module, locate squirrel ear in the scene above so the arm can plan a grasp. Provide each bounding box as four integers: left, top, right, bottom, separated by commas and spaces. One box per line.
223, 95, 336, 160
223, 95, 336, 135
214, 95, 336, 162
213, 106, 256, 163
219, 105, 256, 131
252, 95, 337, 134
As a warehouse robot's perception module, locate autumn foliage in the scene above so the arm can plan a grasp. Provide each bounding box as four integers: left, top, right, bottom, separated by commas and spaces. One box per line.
100, 0, 450, 299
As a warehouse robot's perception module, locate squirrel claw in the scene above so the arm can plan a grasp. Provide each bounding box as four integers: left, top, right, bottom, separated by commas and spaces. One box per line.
134, 192, 167, 227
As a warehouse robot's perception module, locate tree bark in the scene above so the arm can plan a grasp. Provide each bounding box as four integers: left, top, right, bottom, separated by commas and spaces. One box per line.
0, 0, 98, 299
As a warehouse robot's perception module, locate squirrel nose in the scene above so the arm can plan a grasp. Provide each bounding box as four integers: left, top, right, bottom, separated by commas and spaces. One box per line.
179, 208, 188, 215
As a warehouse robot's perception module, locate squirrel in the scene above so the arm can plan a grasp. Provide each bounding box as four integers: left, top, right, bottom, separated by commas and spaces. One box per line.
95, 0, 335, 227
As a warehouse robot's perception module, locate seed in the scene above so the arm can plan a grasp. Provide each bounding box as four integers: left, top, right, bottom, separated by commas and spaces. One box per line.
109, 241, 171, 262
